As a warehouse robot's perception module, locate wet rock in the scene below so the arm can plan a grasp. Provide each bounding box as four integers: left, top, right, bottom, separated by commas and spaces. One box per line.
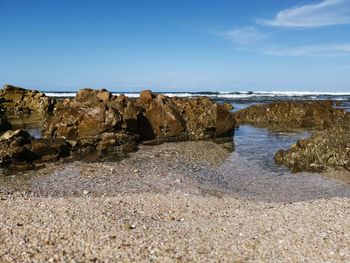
138, 92, 236, 140
43, 89, 236, 155
0, 85, 55, 114
171, 96, 236, 139
43, 90, 141, 155
275, 126, 350, 172
0, 130, 71, 168
69, 132, 139, 156
0, 129, 31, 143
234, 100, 349, 130
143, 97, 186, 138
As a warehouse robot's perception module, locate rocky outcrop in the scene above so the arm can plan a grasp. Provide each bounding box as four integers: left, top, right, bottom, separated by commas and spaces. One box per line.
0, 84, 54, 114
0, 130, 71, 169
137, 92, 236, 140
275, 125, 350, 172
42, 89, 236, 155
234, 100, 349, 130
43, 89, 141, 155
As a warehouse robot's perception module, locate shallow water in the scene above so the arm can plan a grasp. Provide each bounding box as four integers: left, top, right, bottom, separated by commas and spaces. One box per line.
6, 113, 44, 138
1, 96, 350, 202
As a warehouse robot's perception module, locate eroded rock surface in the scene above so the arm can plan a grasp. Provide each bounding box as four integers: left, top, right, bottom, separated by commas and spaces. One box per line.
234, 100, 349, 130
138, 92, 236, 140
0, 84, 54, 114
43, 89, 140, 155
275, 126, 350, 172
43, 89, 236, 152
0, 130, 71, 169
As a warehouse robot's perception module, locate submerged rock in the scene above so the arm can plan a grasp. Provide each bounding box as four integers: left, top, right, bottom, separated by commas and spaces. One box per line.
0, 84, 55, 114
0, 129, 71, 169
234, 100, 349, 130
275, 125, 350, 172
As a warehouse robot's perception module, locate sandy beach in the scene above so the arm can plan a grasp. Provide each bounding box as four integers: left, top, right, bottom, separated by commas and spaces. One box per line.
1, 193, 349, 262
0, 140, 349, 262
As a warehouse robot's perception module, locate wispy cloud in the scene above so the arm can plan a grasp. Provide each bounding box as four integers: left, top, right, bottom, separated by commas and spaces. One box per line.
220, 26, 268, 45
250, 43, 350, 57
259, 0, 350, 28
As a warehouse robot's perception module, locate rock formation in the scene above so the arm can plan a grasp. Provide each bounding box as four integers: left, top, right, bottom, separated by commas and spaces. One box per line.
137, 91, 236, 140
42, 89, 141, 155
0, 130, 71, 169
275, 125, 350, 172
42, 89, 236, 154
0, 84, 54, 114
0, 87, 236, 169
234, 100, 349, 130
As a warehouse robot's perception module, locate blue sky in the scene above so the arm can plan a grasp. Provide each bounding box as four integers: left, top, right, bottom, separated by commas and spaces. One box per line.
0, 0, 349, 92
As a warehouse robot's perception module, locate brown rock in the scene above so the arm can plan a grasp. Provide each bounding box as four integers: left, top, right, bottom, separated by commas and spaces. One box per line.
0, 130, 72, 168
234, 100, 349, 130
172, 97, 236, 140
275, 125, 350, 172
96, 89, 112, 102
0, 84, 54, 114
143, 98, 185, 138
43, 88, 236, 156
138, 90, 155, 104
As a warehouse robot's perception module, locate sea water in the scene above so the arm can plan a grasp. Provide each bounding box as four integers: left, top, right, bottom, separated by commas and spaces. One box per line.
1, 91, 350, 201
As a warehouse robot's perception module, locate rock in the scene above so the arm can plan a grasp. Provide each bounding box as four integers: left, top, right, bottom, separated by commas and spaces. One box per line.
43, 89, 141, 155
274, 125, 350, 172
137, 93, 235, 140
0, 129, 31, 143
43, 88, 236, 156
143, 97, 186, 138
171, 97, 236, 139
0, 84, 55, 114
0, 129, 71, 168
137, 90, 155, 104
234, 100, 349, 130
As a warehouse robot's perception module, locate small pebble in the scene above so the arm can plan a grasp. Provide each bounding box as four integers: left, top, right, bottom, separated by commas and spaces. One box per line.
83, 190, 89, 195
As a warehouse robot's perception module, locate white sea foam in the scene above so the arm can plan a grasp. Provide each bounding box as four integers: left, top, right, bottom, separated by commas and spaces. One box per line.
45, 92, 77, 97
44, 91, 350, 99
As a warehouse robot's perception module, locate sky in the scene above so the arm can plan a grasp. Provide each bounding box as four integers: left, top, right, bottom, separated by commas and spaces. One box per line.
0, 0, 350, 92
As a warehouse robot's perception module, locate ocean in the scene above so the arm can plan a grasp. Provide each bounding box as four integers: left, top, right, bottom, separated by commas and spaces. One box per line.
45, 90, 350, 111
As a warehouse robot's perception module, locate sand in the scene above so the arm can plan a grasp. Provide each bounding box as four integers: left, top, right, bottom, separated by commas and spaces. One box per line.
0, 193, 349, 262
1, 140, 350, 262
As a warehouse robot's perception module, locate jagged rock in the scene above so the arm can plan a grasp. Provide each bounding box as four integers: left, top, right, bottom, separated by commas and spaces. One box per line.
275, 125, 350, 172
138, 91, 236, 140
171, 96, 236, 139
43, 89, 141, 154
0, 129, 71, 168
0, 129, 31, 142
42, 89, 236, 156
0, 84, 54, 114
68, 132, 139, 156
137, 90, 155, 105
142, 96, 186, 139
234, 100, 349, 130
